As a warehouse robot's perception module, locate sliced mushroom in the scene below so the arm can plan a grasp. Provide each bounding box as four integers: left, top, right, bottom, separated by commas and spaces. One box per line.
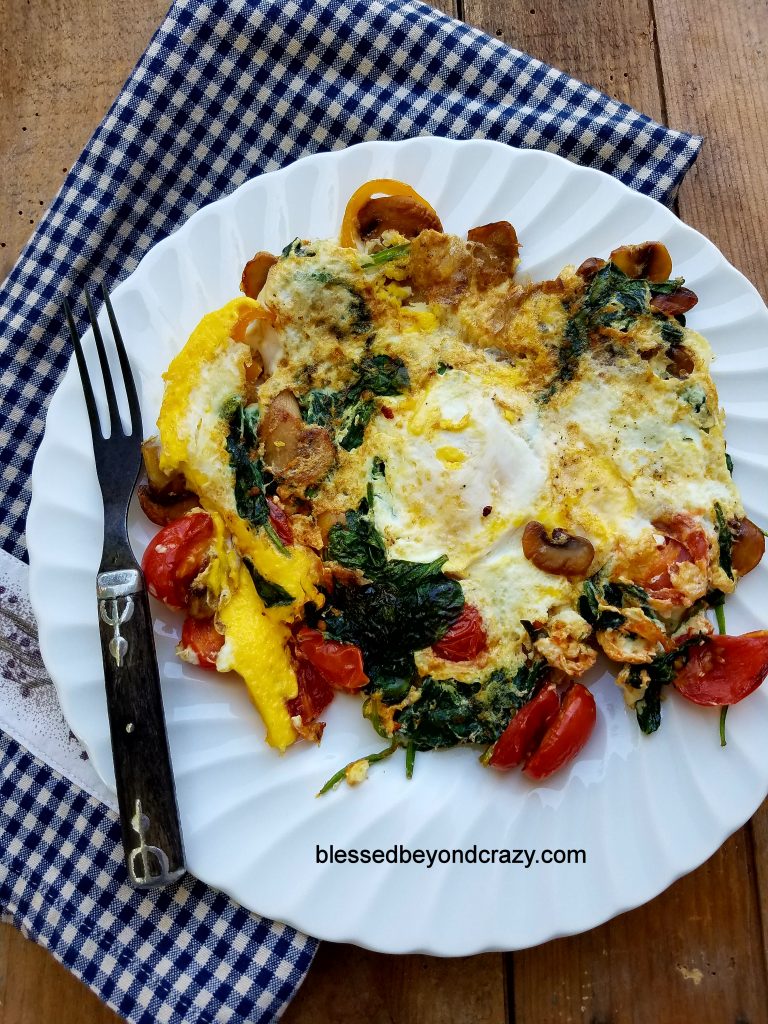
609, 242, 672, 282
260, 389, 336, 492
522, 521, 595, 578
650, 287, 698, 317
357, 196, 443, 240
137, 485, 201, 527
467, 221, 520, 265
279, 426, 336, 492
241, 251, 277, 299
576, 257, 606, 280
260, 389, 303, 472
666, 345, 695, 379
731, 517, 765, 576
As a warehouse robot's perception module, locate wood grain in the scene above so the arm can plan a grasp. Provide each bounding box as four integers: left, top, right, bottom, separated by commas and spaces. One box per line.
655, 0, 768, 298
1, 0, 767, 1022
282, 943, 507, 1024
0, 926, 117, 1024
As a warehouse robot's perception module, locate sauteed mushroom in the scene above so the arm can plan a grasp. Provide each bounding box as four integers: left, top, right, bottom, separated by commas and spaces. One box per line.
357, 195, 443, 240
650, 287, 698, 317
575, 256, 606, 280
610, 242, 672, 282
522, 521, 595, 578
731, 517, 765, 576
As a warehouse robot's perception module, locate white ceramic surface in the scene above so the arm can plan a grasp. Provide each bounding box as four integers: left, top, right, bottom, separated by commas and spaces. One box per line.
27, 139, 768, 955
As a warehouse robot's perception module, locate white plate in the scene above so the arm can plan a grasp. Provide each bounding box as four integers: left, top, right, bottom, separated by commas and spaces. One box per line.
27, 138, 768, 955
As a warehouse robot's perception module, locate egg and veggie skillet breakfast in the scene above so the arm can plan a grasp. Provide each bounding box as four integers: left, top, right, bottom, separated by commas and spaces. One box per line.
139, 178, 767, 792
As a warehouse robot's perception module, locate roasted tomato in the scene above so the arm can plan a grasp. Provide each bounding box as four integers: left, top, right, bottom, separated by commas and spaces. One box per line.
266, 497, 294, 546
636, 513, 709, 603
673, 632, 768, 706
488, 684, 560, 770
524, 683, 597, 781
179, 616, 224, 670
294, 627, 369, 690
287, 661, 334, 724
432, 605, 488, 661
141, 511, 214, 609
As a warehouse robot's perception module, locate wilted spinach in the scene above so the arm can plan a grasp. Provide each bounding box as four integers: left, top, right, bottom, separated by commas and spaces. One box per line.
300, 353, 410, 451
225, 401, 285, 552
243, 558, 294, 608
322, 500, 464, 695
626, 640, 698, 734
540, 263, 690, 402
395, 660, 547, 750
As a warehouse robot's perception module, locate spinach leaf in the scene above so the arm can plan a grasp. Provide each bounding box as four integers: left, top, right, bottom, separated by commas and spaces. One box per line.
660, 318, 685, 347
323, 502, 464, 697
299, 354, 410, 452
371, 456, 386, 478
351, 354, 410, 399
300, 388, 336, 427
437, 361, 452, 375
540, 262, 689, 402
225, 402, 269, 531
579, 575, 659, 631
395, 660, 547, 751
725, 451, 734, 476
635, 678, 663, 734
339, 398, 376, 451
714, 502, 733, 579
326, 504, 388, 576
395, 676, 487, 749
325, 569, 463, 670
628, 641, 698, 734
649, 277, 685, 295
243, 558, 294, 608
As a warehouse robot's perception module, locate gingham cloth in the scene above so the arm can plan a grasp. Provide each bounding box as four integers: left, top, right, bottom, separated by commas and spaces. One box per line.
0, 0, 702, 1020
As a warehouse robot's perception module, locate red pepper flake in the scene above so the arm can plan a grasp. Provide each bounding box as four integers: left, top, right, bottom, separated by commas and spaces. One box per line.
381, 405, 394, 419
482, 505, 492, 517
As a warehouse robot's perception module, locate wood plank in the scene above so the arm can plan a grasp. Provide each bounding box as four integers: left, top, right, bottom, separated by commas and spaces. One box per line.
462, 0, 665, 121
282, 943, 508, 1024
0, 925, 118, 1024
461, 0, 768, 1020
655, 0, 768, 298
0, 0, 167, 283
513, 831, 768, 1023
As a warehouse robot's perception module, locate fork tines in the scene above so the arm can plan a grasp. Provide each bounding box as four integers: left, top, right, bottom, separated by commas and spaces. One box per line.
64, 287, 141, 442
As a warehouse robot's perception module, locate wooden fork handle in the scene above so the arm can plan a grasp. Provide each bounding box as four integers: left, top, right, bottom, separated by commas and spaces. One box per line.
97, 569, 186, 887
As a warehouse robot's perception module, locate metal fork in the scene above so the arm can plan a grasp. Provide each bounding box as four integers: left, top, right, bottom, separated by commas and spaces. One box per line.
65, 287, 185, 888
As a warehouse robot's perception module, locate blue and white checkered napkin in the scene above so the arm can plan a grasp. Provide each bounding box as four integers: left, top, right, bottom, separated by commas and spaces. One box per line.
0, 0, 701, 1019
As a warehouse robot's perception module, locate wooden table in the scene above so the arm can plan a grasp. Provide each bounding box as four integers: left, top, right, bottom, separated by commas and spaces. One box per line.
1, 0, 766, 1020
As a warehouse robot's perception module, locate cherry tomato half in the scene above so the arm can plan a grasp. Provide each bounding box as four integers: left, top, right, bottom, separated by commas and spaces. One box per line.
524, 682, 597, 781
489, 684, 560, 770
266, 497, 294, 546
179, 616, 224, 670
287, 661, 334, 725
432, 605, 488, 661
294, 627, 369, 690
673, 631, 768, 706
141, 511, 214, 609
